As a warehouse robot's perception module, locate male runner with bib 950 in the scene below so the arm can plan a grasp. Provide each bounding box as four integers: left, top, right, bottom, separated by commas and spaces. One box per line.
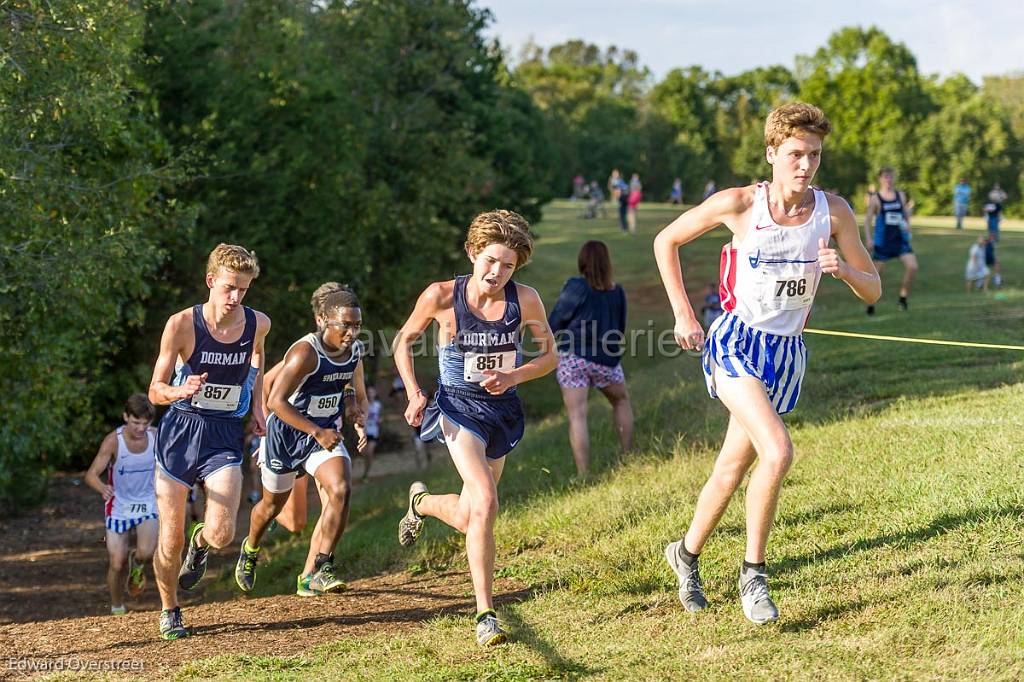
148, 244, 270, 640
654, 103, 880, 624
393, 210, 557, 646
236, 283, 367, 597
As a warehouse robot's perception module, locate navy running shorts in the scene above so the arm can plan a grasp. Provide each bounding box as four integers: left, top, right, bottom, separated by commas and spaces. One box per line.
872, 238, 912, 261
155, 407, 244, 487
420, 386, 525, 460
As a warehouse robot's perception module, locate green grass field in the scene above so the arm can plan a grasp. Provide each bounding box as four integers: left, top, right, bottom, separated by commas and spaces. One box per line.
194, 200, 1024, 680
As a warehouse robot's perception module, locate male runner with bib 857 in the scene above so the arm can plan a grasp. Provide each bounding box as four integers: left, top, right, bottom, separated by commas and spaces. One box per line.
654, 103, 880, 624
148, 244, 270, 640
393, 210, 557, 646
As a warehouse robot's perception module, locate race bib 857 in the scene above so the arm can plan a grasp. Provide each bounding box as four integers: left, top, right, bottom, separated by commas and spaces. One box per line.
191, 382, 241, 411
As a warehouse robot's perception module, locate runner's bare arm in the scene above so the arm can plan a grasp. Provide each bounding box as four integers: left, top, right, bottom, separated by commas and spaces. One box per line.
822, 195, 881, 304
148, 312, 205, 405
266, 341, 339, 450
84, 431, 117, 501
261, 360, 284, 409
351, 357, 368, 452
392, 281, 451, 426
250, 313, 271, 436
654, 188, 750, 350
480, 284, 556, 395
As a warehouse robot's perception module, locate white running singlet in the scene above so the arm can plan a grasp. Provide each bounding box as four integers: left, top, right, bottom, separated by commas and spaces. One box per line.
719, 182, 831, 336
105, 427, 157, 521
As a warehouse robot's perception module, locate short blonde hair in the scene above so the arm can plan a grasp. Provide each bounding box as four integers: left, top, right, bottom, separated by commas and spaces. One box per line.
764, 102, 832, 148
206, 243, 260, 279
464, 210, 534, 269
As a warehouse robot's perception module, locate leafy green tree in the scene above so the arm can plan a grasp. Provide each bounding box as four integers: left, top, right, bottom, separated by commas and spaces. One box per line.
0, 1, 187, 512
797, 26, 935, 197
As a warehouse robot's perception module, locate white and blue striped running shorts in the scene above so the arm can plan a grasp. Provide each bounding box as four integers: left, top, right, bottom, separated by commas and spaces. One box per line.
701, 312, 807, 415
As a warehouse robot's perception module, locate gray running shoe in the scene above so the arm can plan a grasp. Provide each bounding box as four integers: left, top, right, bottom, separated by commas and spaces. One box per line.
159, 607, 190, 640
739, 565, 779, 624
178, 522, 208, 591
475, 611, 508, 647
398, 481, 427, 547
664, 540, 708, 612
308, 562, 347, 593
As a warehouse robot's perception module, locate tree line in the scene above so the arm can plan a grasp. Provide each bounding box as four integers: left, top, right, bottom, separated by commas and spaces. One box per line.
513, 28, 1024, 214
2, 2, 1021, 511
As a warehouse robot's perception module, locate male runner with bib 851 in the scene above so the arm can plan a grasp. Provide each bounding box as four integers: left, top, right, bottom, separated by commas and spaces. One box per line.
393, 210, 557, 646
654, 103, 880, 624
148, 244, 270, 640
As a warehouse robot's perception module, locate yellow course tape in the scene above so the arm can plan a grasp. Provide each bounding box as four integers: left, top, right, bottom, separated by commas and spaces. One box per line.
803, 328, 1024, 352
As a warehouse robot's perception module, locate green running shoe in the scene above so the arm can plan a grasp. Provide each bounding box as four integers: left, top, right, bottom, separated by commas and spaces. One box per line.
398, 481, 428, 547
126, 549, 145, 598
296, 573, 319, 597
178, 522, 208, 591
234, 540, 260, 592
159, 607, 190, 640
308, 562, 347, 593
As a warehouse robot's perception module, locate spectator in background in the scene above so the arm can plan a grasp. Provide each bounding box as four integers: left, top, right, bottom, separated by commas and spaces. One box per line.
549, 241, 633, 479
572, 174, 586, 201
701, 282, 723, 328
617, 176, 630, 232
583, 181, 607, 219
985, 234, 1002, 288
627, 174, 643, 234
608, 169, 622, 204
965, 236, 990, 293
985, 183, 1007, 241
953, 178, 971, 230
702, 179, 717, 201
670, 177, 684, 205
359, 386, 382, 483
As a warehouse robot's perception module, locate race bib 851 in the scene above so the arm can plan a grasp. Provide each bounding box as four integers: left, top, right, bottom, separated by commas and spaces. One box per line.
464, 350, 517, 383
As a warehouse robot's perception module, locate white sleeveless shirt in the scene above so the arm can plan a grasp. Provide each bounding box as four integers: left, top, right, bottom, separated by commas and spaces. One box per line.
106, 427, 157, 519
719, 182, 832, 336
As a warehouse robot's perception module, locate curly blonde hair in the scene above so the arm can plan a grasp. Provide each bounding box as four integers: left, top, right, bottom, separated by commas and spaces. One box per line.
206, 243, 260, 278
764, 102, 832, 148
464, 210, 534, 270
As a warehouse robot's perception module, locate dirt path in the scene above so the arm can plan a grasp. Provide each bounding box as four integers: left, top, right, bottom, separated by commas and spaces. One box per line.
0, 444, 516, 679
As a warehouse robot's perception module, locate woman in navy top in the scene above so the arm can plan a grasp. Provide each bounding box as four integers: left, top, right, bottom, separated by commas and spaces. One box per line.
548, 240, 633, 478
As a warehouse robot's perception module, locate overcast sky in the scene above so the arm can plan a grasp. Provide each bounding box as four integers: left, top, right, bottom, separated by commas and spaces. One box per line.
479, 1, 1024, 84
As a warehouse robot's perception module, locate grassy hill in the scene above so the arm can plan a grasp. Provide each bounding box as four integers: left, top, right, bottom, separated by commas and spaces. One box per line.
192, 201, 1024, 680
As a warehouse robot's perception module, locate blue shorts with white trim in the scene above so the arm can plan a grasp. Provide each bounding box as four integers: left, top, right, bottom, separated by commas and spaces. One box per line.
155, 407, 244, 487
702, 313, 807, 415
419, 385, 524, 460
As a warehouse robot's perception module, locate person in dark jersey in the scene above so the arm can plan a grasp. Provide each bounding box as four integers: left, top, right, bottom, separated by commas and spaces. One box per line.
235, 283, 367, 596
148, 243, 271, 640
393, 210, 557, 646
864, 167, 917, 313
